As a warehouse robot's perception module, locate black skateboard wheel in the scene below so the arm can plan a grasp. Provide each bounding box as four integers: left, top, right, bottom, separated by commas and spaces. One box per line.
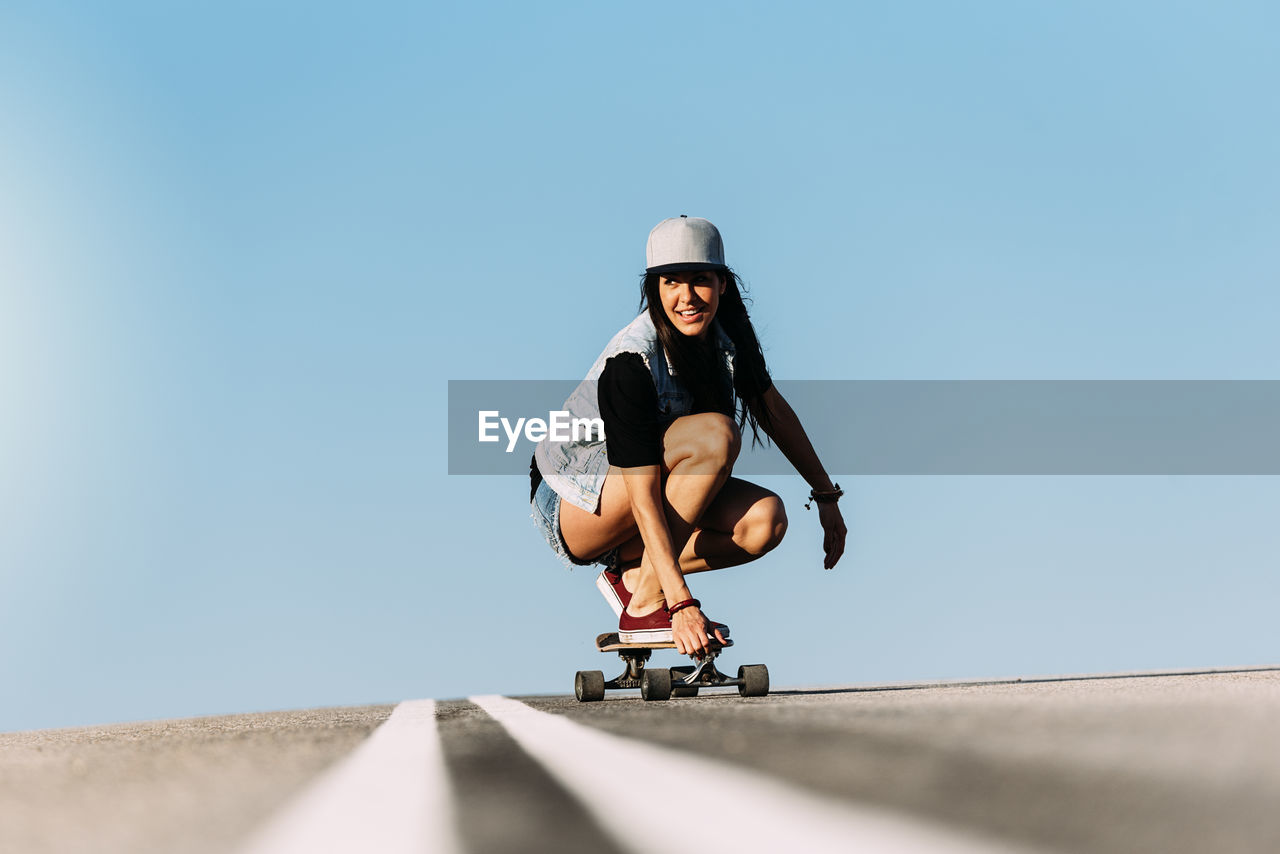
737, 664, 769, 697
671, 684, 699, 698
575, 670, 605, 702
640, 668, 672, 701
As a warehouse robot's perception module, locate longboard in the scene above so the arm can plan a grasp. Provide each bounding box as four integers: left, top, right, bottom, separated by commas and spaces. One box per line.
575, 632, 768, 702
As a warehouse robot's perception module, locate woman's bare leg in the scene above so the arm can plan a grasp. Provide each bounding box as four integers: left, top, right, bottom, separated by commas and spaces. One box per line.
560, 412, 740, 562
613, 478, 787, 572
680, 477, 788, 572
624, 413, 765, 614
559, 413, 786, 615
557, 465, 638, 564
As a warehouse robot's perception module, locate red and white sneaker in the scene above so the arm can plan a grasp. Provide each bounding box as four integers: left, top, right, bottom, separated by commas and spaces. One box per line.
595, 567, 632, 618
618, 606, 731, 645
618, 604, 673, 644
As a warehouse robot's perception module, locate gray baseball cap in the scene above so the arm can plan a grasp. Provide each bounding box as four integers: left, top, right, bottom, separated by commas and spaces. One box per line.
645, 215, 727, 274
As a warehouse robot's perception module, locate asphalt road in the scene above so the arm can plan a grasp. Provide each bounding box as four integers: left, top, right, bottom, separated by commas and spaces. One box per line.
4, 667, 1279, 854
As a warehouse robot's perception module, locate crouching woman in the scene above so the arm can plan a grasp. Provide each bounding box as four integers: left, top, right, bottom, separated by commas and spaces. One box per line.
530, 216, 846, 656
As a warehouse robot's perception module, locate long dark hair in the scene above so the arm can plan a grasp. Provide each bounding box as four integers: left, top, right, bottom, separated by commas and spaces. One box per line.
640, 269, 774, 445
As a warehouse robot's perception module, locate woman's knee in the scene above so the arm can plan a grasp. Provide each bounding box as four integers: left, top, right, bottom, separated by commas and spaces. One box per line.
665, 413, 741, 471
738, 494, 788, 555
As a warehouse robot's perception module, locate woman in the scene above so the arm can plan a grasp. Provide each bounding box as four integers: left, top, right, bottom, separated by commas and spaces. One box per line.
531, 216, 846, 657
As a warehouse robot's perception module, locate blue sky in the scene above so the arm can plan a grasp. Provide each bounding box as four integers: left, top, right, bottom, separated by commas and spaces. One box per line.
2, 2, 1278, 731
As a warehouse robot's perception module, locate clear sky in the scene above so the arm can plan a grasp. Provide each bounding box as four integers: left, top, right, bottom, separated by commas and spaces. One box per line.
2, 2, 1278, 732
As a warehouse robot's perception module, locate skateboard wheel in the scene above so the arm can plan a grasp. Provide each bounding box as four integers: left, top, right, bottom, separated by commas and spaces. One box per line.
575, 670, 605, 702
671, 684, 699, 698
737, 664, 769, 697
640, 668, 672, 701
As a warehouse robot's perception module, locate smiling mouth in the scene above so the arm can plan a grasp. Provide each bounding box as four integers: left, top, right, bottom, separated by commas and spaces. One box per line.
676, 307, 704, 319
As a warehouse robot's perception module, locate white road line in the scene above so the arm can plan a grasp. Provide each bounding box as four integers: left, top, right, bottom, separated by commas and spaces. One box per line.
237, 699, 461, 854
470, 694, 1041, 854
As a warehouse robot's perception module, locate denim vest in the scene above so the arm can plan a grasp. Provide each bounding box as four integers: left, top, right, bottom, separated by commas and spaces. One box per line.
535, 312, 736, 513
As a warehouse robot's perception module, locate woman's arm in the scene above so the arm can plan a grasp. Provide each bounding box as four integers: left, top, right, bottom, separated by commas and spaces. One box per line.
596, 354, 725, 653
619, 464, 726, 654
620, 464, 690, 601
762, 385, 848, 569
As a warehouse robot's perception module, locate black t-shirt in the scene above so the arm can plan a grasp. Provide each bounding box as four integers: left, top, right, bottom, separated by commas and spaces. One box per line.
598, 353, 662, 467
598, 352, 772, 468
529, 350, 771, 499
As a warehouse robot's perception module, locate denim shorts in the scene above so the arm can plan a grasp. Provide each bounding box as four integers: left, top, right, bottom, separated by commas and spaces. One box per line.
531, 478, 616, 569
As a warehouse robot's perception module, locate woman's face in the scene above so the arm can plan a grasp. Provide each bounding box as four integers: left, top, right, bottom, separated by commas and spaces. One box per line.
658, 270, 726, 339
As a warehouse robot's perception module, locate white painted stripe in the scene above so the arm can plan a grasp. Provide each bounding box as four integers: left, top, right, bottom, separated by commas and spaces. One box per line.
471, 694, 1041, 854
237, 699, 460, 854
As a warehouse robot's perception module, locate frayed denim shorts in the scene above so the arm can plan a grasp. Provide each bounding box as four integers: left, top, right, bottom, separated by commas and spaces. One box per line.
531, 478, 616, 569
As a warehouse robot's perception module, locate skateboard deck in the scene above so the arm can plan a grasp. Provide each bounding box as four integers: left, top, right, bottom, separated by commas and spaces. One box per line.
595, 632, 731, 653
576, 632, 767, 702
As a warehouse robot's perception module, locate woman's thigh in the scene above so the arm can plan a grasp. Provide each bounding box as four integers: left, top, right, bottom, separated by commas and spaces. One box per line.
660, 412, 740, 470
560, 469, 780, 563
558, 466, 638, 562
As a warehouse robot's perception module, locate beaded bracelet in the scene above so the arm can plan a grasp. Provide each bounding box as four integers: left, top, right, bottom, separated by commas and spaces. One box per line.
668, 598, 701, 616
804, 483, 844, 510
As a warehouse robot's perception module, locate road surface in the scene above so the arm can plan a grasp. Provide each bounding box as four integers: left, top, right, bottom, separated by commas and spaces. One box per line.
3, 667, 1279, 853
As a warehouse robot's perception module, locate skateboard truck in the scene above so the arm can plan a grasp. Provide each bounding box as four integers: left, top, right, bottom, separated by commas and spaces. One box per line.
674, 650, 722, 685
604, 647, 652, 691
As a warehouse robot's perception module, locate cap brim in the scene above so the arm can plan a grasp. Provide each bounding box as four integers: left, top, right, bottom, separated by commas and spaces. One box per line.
646, 262, 728, 274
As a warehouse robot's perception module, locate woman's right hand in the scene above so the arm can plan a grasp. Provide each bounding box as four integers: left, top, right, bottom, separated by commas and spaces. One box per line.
671, 605, 726, 656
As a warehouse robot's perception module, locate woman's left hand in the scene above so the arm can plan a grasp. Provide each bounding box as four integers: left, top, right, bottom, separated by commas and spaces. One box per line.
817, 501, 846, 569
